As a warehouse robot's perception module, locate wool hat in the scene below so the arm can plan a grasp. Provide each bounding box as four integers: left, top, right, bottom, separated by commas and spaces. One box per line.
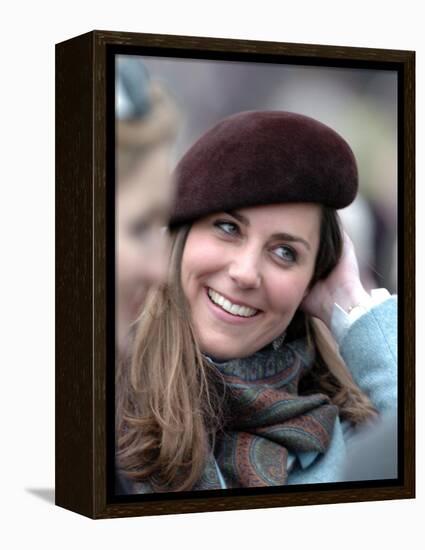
169, 111, 358, 226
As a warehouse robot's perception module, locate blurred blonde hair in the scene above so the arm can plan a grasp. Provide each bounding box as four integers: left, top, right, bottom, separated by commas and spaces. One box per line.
117, 81, 180, 183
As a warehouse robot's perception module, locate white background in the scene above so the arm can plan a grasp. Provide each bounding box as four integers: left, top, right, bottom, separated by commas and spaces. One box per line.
1, 1, 422, 548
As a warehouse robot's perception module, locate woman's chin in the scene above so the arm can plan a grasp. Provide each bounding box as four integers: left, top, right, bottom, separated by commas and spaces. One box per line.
200, 337, 256, 362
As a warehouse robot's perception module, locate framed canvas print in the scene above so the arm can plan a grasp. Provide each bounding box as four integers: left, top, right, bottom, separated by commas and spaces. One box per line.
55, 30, 415, 519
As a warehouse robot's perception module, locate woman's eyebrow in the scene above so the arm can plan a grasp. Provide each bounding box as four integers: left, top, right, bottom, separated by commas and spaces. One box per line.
225, 211, 311, 251
225, 210, 250, 225
271, 232, 311, 251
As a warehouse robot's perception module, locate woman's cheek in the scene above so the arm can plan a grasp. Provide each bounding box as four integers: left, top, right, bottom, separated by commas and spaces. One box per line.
116, 238, 132, 285
270, 271, 309, 310
185, 236, 223, 273
117, 237, 144, 287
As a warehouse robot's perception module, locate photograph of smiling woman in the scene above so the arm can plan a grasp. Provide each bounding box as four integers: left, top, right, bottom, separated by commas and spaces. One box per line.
116, 111, 397, 493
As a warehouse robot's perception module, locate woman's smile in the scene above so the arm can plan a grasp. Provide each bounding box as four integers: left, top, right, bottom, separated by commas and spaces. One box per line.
207, 288, 259, 317
181, 203, 321, 360
206, 286, 261, 321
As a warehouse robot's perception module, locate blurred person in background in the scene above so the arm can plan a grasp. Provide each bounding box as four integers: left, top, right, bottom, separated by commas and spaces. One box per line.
115, 56, 180, 357
115, 57, 180, 494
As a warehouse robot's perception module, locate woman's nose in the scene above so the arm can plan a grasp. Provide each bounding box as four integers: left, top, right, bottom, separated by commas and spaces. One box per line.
228, 248, 262, 289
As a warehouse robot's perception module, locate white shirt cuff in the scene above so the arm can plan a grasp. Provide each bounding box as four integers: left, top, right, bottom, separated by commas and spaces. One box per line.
330, 288, 391, 345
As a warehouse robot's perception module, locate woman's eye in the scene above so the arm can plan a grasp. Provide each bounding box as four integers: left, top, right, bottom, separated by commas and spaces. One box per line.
274, 245, 297, 263
214, 220, 239, 236
129, 219, 149, 238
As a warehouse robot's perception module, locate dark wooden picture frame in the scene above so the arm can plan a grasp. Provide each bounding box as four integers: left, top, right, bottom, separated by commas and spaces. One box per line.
55, 29, 415, 519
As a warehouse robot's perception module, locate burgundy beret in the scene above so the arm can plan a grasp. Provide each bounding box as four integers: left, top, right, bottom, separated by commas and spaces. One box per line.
170, 111, 358, 226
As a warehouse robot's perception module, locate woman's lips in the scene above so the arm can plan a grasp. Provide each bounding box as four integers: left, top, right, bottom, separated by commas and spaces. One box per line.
204, 287, 262, 324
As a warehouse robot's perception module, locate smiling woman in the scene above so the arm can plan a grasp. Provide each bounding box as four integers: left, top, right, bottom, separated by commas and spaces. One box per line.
181, 204, 321, 360
115, 111, 397, 493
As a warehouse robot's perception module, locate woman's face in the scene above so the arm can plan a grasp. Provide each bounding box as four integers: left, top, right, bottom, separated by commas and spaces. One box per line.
181, 203, 321, 360
116, 147, 172, 320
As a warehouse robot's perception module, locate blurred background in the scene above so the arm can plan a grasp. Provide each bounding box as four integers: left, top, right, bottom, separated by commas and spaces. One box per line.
116, 54, 398, 293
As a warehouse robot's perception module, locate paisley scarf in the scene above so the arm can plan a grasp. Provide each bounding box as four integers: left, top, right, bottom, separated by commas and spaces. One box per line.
131, 338, 337, 493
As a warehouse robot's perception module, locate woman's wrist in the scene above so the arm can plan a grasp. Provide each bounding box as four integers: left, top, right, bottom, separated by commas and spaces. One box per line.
330, 288, 393, 345
331, 283, 370, 315
317, 282, 369, 329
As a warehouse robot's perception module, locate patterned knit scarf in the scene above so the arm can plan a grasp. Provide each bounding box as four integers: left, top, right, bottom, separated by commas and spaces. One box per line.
191, 338, 338, 489
130, 338, 338, 493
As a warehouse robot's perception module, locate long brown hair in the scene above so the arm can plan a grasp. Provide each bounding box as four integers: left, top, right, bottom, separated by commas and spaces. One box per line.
299, 208, 378, 424
116, 226, 226, 491
116, 207, 377, 491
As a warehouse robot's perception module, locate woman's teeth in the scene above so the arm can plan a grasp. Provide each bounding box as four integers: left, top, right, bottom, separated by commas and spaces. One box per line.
207, 288, 258, 317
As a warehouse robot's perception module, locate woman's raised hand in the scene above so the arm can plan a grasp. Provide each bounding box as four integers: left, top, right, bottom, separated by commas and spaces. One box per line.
301, 231, 370, 329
